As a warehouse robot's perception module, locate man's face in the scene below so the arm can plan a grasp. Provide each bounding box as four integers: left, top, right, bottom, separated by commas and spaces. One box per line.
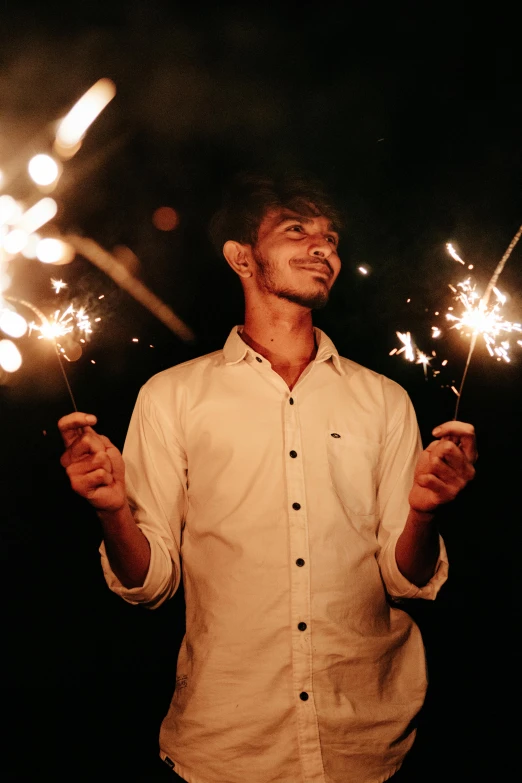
249, 207, 341, 310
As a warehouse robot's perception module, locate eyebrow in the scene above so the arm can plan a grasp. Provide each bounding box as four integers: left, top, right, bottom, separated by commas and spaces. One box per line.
273, 211, 339, 236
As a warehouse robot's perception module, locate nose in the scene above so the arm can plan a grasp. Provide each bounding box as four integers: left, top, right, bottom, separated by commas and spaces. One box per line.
308, 234, 333, 259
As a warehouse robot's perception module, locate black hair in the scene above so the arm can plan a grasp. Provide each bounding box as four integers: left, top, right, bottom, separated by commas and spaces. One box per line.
209, 171, 343, 256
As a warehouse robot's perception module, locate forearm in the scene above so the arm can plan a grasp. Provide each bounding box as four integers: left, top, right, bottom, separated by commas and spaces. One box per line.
97, 503, 151, 589
395, 508, 440, 587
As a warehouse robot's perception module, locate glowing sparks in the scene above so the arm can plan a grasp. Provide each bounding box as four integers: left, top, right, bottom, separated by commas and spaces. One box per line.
444, 278, 521, 362
391, 233, 522, 391
446, 242, 465, 264
51, 278, 67, 294
392, 331, 432, 380
29, 304, 92, 344
415, 350, 431, 379
395, 331, 415, 362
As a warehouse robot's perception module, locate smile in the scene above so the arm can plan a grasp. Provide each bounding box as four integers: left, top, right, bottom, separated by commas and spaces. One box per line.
298, 265, 331, 277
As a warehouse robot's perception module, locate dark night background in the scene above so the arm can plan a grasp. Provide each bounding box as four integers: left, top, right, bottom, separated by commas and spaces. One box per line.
1, 3, 520, 781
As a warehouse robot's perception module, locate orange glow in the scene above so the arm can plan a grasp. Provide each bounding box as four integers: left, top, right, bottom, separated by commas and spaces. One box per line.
152, 206, 179, 231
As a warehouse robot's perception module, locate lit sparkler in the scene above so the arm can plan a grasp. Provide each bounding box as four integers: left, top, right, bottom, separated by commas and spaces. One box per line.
1, 76, 194, 410
0, 78, 116, 398
445, 277, 521, 360
444, 225, 522, 417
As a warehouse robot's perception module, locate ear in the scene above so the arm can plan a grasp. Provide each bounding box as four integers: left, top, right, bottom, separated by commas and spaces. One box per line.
223, 240, 253, 278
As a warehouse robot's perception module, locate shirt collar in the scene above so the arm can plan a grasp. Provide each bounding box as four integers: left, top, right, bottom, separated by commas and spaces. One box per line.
222, 326, 345, 376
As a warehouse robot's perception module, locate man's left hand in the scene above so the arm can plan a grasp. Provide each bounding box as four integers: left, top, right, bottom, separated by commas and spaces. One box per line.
408, 421, 478, 514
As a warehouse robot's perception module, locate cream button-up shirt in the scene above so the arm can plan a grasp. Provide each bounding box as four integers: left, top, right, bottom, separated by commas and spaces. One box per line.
100, 326, 448, 783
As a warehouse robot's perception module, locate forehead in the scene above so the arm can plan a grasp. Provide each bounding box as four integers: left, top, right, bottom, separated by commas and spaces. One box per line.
258, 207, 338, 237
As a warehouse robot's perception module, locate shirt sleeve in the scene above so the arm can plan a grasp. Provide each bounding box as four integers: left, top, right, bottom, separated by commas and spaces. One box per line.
99, 383, 188, 609
375, 383, 449, 600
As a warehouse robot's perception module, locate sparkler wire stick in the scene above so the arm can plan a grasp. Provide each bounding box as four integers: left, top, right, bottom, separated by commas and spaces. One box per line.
4, 295, 78, 411
453, 223, 522, 419
63, 234, 195, 343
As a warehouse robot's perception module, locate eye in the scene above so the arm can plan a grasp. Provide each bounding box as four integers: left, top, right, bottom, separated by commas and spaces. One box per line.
326, 235, 337, 245
287, 224, 305, 234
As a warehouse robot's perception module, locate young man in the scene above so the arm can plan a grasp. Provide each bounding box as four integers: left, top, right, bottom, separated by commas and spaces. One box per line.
59, 173, 477, 783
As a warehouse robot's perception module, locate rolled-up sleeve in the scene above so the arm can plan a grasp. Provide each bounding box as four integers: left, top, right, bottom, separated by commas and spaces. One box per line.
99, 383, 188, 609
376, 383, 449, 601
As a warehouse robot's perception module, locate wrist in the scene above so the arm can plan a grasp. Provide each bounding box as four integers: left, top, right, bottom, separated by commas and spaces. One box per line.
408, 506, 437, 525
97, 502, 131, 526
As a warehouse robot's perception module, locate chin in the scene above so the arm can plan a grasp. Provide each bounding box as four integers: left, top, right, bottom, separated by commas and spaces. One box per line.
279, 288, 329, 310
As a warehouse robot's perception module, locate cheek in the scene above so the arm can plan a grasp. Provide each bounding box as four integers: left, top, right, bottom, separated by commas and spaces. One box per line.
330, 257, 342, 281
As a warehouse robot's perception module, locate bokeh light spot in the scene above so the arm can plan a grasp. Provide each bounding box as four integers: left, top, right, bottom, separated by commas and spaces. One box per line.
152, 206, 179, 231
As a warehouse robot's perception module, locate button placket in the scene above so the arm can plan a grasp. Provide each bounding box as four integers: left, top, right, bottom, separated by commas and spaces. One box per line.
283, 394, 323, 778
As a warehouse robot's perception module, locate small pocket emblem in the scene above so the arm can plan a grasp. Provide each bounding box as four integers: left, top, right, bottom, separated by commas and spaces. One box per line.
331, 432, 341, 438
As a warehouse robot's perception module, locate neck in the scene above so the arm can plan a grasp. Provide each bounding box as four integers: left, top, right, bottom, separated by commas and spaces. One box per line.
241, 304, 317, 369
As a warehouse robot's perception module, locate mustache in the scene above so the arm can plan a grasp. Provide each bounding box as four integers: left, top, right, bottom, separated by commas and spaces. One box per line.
293, 258, 333, 276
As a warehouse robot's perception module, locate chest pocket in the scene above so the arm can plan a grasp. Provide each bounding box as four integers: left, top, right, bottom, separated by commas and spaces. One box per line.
326, 430, 380, 517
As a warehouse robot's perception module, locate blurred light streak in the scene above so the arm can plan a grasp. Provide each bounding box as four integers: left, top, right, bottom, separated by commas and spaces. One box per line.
3, 229, 28, 255
64, 233, 195, 343
18, 197, 57, 234
0, 195, 22, 226
55, 79, 116, 156
446, 242, 465, 264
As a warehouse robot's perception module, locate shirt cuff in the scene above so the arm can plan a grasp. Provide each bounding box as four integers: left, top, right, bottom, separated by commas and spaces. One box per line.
99, 530, 178, 609
380, 534, 449, 600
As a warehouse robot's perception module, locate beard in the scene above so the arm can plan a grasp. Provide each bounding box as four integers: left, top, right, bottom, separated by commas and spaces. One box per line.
252, 250, 331, 310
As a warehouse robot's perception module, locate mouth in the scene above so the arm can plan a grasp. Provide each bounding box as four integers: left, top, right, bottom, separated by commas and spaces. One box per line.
298, 265, 331, 278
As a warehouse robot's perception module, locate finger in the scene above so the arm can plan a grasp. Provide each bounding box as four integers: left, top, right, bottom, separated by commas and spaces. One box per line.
61, 433, 104, 467
68, 465, 114, 493
416, 473, 449, 495
65, 450, 112, 478
432, 421, 478, 464
416, 472, 462, 503
68, 431, 107, 462
58, 413, 97, 448
426, 440, 476, 481
426, 454, 458, 484
90, 450, 113, 472
60, 437, 111, 470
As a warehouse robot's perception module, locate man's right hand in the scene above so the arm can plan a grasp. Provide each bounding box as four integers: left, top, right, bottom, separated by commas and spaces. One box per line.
58, 412, 127, 513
